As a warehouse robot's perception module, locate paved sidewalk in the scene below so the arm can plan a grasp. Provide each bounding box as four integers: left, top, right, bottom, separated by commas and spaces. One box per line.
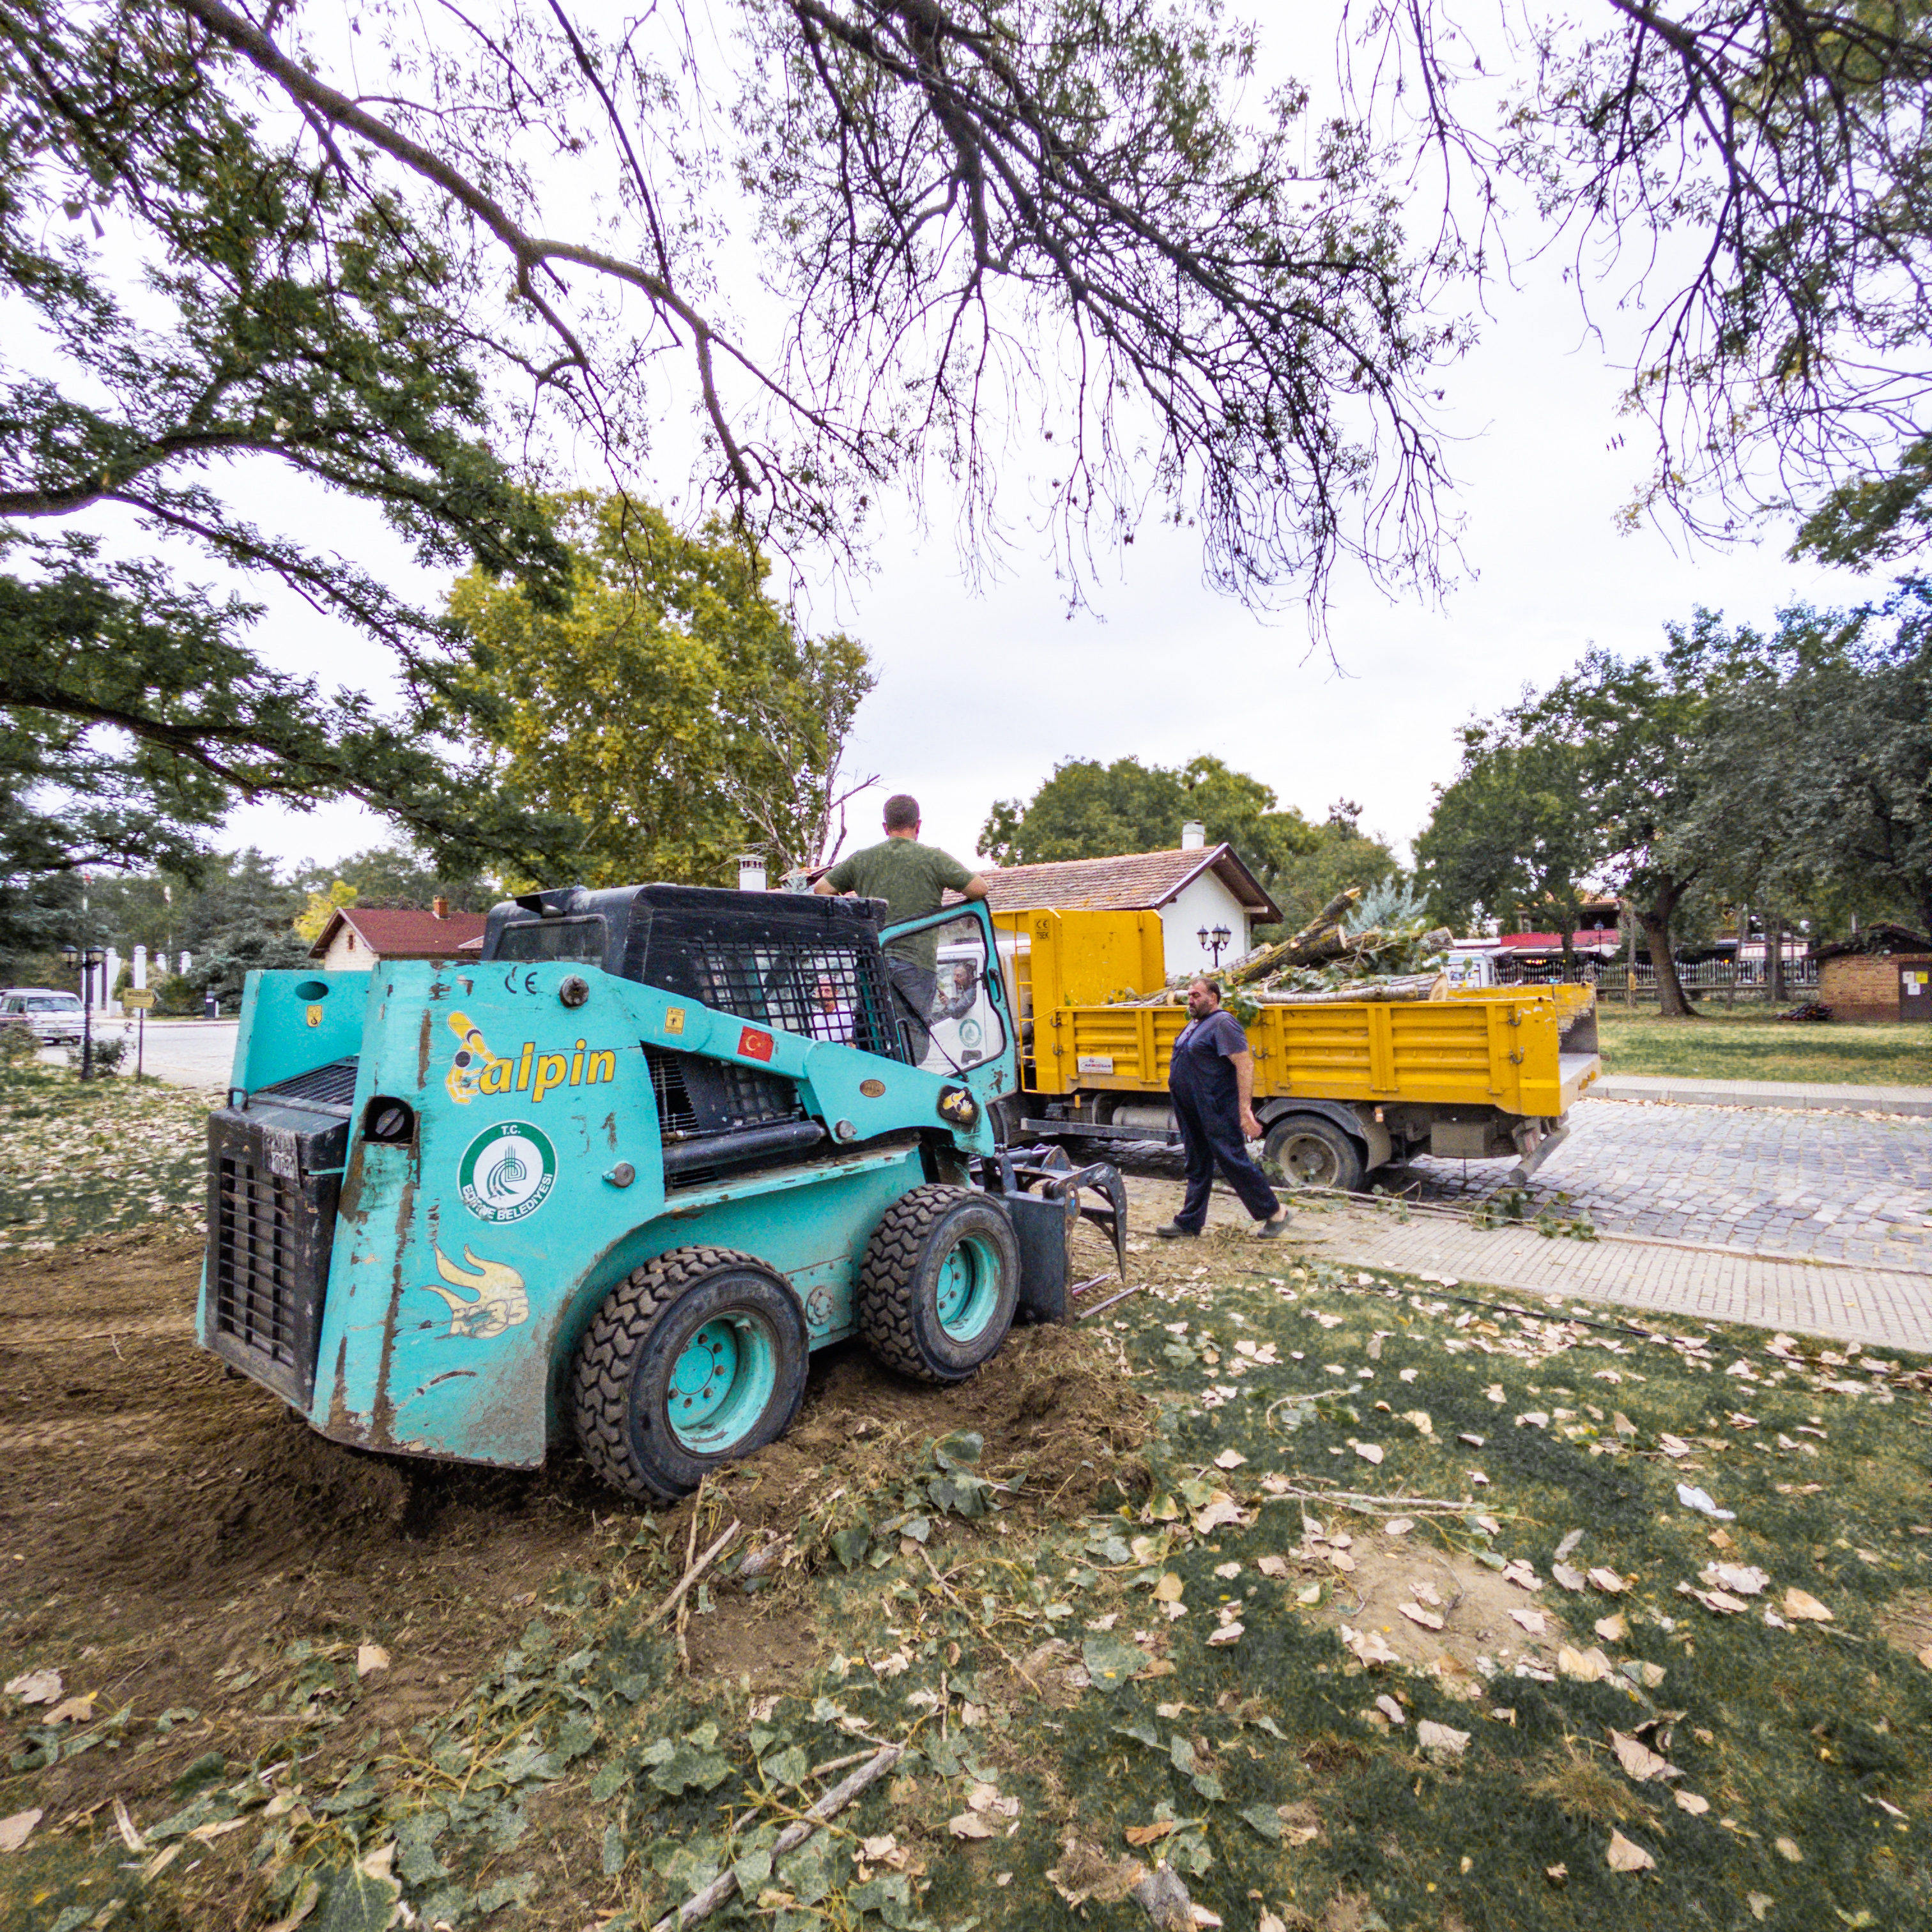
1399, 1097, 1931, 1269
1300, 1202, 1932, 1353
1593, 1073, 1932, 1115
1131, 1176, 1932, 1352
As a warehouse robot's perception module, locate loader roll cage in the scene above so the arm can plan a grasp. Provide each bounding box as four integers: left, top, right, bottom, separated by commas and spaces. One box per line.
482, 883, 908, 1063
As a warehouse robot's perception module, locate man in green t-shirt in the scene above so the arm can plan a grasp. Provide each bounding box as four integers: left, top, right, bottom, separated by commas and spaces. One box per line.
815, 794, 988, 1061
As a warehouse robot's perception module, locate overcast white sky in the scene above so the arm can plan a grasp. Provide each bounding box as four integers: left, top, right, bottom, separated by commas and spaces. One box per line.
222, 240, 1876, 878
189, 4, 1880, 880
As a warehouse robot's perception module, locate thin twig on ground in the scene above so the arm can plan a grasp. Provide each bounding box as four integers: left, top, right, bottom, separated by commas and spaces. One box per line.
648, 1742, 904, 1931
649, 1517, 741, 1634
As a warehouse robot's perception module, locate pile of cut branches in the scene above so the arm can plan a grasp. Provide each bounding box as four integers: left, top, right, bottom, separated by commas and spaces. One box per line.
1113, 887, 1455, 1008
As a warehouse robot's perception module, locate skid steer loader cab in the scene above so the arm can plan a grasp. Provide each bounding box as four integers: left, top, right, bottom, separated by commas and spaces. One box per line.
197, 885, 1124, 1503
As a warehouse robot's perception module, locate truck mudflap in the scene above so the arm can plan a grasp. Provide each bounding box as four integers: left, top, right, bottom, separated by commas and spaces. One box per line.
976, 1144, 1128, 1324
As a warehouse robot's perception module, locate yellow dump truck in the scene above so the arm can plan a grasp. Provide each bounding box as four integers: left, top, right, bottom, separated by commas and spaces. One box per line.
990, 908, 1601, 1190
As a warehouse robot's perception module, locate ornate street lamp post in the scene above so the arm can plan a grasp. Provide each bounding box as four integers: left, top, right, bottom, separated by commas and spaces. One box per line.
1197, 924, 1232, 967
60, 943, 107, 1080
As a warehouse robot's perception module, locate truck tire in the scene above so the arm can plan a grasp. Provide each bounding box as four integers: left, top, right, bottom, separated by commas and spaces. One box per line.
572, 1247, 809, 1503
857, 1185, 1020, 1384
1263, 1114, 1367, 1192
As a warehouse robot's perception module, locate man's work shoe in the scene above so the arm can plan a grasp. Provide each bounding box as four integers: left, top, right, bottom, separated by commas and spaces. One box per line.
1154, 1223, 1202, 1239
1256, 1212, 1294, 1239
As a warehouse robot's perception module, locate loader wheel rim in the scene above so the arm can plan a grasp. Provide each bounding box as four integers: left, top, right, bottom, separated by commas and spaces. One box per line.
933, 1233, 1002, 1342
667, 1315, 777, 1452
1278, 1133, 1340, 1187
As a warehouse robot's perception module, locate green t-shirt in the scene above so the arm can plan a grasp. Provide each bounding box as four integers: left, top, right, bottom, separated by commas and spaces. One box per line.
826, 837, 974, 969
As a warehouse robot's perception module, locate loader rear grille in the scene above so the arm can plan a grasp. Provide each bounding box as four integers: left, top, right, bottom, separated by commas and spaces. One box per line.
255, 1056, 358, 1111
644, 1044, 808, 1188
647, 1047, 701, 1138
211, 1151, 305, 1367
202, 1105, 342, 1405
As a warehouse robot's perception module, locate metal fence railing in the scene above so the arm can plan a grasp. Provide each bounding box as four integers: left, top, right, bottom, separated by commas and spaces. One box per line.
1487, 954, 1818, 1000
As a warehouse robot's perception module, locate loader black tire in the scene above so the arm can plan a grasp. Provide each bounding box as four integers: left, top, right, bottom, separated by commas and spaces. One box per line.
857, 1185, 1020, 1384
1262, 1114, 1367, 1192
571, 1246, 809, 1504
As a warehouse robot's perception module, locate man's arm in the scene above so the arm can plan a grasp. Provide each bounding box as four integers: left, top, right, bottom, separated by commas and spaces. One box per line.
1230, 1048, 1262, 1141
812, 875, 837, 896
962, 872, 988, 900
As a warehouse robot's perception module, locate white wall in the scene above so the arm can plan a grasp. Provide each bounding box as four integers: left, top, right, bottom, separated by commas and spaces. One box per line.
318, 925, 375, 972
1162, 874, 1254, 979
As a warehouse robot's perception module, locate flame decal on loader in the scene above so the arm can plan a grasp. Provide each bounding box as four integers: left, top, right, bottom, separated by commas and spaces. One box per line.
417, 1245, 530, 1340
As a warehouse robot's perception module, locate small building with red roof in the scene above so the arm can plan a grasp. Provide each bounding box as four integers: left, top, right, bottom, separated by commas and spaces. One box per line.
308, 900, 488, 972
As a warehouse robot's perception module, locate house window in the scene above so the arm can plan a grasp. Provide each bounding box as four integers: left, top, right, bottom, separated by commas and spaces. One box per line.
346, 933, 356, 951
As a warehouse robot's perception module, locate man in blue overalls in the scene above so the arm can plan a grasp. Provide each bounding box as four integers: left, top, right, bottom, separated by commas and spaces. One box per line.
1156, 976, 1292, 1240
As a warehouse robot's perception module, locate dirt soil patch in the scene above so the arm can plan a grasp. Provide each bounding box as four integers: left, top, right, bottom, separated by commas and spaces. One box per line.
1270, 1518, 1577, 1689
0, 1225, 1153, 1908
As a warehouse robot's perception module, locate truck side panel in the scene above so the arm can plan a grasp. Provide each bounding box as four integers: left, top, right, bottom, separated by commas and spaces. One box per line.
1049, 996, 1574, 1114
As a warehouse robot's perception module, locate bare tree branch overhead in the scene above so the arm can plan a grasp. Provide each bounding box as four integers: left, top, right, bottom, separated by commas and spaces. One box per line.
1352, 0, 1932, 555
160, 0, 1467, 610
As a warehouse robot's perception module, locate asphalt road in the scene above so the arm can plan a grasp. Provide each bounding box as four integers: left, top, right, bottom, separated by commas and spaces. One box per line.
40, 1017, 238, 1088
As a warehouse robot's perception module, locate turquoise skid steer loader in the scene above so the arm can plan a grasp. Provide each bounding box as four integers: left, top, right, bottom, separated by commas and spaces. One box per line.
198, 885, 1126, 1501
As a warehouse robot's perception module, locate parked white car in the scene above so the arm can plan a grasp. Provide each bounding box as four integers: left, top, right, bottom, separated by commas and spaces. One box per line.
0, 988, 87, 1043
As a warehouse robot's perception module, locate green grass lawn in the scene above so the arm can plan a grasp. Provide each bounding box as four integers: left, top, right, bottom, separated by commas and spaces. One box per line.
1596, 1006, 1931, 1087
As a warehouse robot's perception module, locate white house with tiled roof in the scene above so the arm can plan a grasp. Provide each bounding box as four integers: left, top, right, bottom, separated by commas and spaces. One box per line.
309, 901, 487, 972
977, 825, 1279, 979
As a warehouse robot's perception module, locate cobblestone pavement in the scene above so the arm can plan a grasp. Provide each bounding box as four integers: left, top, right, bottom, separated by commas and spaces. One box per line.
1388, 1097, 1932, 1269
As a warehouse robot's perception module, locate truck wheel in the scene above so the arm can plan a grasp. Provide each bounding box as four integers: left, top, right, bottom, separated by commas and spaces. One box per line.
572, 1247, 809, 1503
858, 1185, 1020, 1384
1263, 1115, 1367, 1192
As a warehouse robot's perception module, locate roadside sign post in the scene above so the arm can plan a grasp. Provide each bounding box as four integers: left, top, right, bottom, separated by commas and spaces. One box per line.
123, 988, 155, 1077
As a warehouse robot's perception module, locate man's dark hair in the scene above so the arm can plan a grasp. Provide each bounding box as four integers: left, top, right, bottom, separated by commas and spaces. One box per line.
883, 794, 921, 832
1190, 976, 1223, 1003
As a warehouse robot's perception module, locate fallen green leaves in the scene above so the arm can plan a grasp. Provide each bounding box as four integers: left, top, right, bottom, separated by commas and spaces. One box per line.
0, 1062, 213, 1250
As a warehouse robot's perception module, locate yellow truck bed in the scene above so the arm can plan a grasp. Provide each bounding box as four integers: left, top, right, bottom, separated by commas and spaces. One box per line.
1034, 987, 1600, 1117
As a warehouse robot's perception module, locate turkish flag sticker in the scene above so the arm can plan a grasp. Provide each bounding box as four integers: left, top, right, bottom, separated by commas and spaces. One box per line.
738, 1026, 774, 1062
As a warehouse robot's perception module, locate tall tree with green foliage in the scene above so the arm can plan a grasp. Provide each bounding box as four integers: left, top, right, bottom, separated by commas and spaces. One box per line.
291, 845, 493, 915
0, 0, 572, 901
1414, 735, 1598, 972
1418, 632, 1770, 1016
450, 497, 874, 888
980, 756, 1399, 935
1676, 586, 1932, 937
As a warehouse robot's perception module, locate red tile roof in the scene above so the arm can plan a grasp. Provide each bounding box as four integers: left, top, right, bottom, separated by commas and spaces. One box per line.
976, 845, 1280, 920
310, 906, 488, 960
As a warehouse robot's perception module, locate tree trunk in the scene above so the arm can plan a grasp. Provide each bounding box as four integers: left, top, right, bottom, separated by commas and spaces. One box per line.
1767, 912, 1786, 1005
1637, 903, 1698, 1018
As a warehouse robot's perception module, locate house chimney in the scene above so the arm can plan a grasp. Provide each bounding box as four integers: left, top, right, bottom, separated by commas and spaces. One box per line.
433, 896, 448, 919
737, 854, 769, 892
1180, 822, 1206, 851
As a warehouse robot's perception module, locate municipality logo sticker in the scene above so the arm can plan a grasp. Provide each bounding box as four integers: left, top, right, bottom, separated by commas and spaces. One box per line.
459, 1122, 557, 1223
